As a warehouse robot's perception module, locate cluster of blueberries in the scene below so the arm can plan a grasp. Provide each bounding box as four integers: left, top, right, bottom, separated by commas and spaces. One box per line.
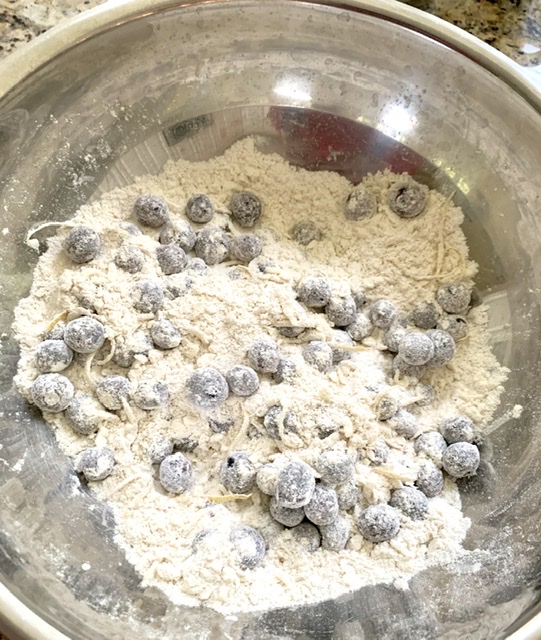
345, 178, 428, 221
29, 312, 173, 481
149, 410, 481, 570
178, 272, 473, 419
146, 275, 480, 564
33, 317, 177, 407
28, 190, 266, 481
64, 190, 264, 272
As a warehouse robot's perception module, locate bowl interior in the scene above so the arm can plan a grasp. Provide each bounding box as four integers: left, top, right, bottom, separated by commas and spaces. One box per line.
1, 1, 541, 638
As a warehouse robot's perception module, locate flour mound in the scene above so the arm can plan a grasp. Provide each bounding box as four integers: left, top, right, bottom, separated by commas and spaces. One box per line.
13, 138, 507, 614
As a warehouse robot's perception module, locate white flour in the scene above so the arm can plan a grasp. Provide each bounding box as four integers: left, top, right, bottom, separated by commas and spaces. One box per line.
13, 138, 507, 614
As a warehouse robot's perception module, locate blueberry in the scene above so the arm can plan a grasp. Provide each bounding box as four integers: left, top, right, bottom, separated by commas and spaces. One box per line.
269, 496, 305, 527
438, 314, 468, 341
159, 452, 193, 493
65, 393, 103, 435
226, 365, 259, 397
148, 435, 174, 464
325, 295, 357, 327
76, 447, 115, 481
330, 330, 354, 364
388, 181, 427, 218
185, 367, 229, 410
335, 481, 359, 510
150, 319, 181, 350
156, 244, 187, 275
119, 222, 142, 236
63, 226, 100, 263
272, 358, 297, 383
175, 436, 198, 453
367, 441, 390, 466
256, 463, 282, 495
192, 528, 221, 553
44, 322, 65, 341
389, 409, 419, 438
96, 375, 131, 411
208, 416, 234, 433
275, 461, 316, 509
64, 317, 105, 354
35, 339, 73, 373
133, 380, 169, 410
302, 341, 333, 373
75, 294, 96, 312
291, 522, 321, 552
346, 313, 373, 341
369, 299, 397, 329
297, 276, 332, 308
352, 288, 367, 308
410, 302, 440, 330
185, 257, 209, 275
413, 383, 436, 407
263, 405, 300, 440
436, 282, 471, 314
185, 193, 214, 223
114, 245, 144, 274
392, 355, 426, 381
31, 373, 74, 412
414, 431, 447, 466
230, 192, 262, 228
220, 451, 256, 493
134, 194, 169, 227
357, 503, 401, 543
316, 450, 354, 486
232, 234, 263, 263
442, 442, 480, 478
113, 331, 151, 367
131, 280, 164, 313
194, 228, 231, 265
292, 220, 321, 245
440, 416, 477, 444
304, 484, 339, 525
375, 395, 399, 421
320, 516, 351, 551
230, 525, 265, 569
277, 326, 305, 338
165, 283, 188, 301
383, 324, 407, 353
415, 462, 444, 498
426, 329, 456, 367
390, 486, 429, 520
345, 187, 377, 221
398, 332, 435, 366
247, 336, 280, 373
159, 219, 197, 252
315, 409, 345, 439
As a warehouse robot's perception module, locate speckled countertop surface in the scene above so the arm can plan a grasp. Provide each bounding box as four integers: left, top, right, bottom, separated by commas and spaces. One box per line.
2, 0, 541, 67
0, 0, 539, 639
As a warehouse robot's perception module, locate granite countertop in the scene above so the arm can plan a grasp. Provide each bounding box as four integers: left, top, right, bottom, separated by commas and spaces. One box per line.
0, 1, 539, 639
2, 0, 541, 68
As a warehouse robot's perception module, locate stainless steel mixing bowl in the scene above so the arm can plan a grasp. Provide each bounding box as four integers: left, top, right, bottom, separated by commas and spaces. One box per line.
1, 1, 541, 638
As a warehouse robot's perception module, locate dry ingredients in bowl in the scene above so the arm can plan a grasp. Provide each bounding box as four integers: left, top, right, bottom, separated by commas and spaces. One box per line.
13, 137, 507, 614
